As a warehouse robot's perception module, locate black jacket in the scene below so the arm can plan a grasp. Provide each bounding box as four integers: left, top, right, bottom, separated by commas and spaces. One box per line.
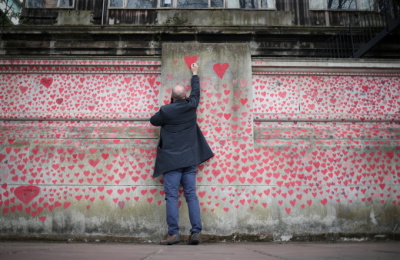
150, 75, 214, 177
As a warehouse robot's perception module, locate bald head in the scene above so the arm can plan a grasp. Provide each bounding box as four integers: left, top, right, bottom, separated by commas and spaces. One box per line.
172, 85, 187, 102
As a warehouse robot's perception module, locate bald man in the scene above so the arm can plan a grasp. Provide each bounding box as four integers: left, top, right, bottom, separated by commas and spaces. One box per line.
150, 63, 214, 245
171, 85, 187, 101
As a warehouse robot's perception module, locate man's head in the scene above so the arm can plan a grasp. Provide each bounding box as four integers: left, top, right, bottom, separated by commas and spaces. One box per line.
171, 85, 187, 102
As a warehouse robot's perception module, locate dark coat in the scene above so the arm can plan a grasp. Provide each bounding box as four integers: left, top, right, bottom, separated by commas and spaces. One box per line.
150, 75, 214, 177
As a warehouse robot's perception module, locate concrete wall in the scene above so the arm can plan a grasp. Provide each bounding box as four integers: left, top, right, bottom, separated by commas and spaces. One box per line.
0, 51, 399, 242
57, 11, 93, 25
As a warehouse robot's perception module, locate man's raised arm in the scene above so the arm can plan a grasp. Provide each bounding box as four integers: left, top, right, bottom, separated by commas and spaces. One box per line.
188, 63, 200, 108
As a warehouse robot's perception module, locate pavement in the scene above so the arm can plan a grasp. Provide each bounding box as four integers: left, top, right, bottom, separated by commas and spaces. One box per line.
1, 241, 400, 260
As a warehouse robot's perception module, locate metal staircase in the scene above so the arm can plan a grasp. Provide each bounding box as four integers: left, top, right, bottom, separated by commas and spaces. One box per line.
315, 0, 400, 58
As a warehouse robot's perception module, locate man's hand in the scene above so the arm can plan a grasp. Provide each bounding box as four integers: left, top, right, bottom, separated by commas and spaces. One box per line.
191, 63, 198, 75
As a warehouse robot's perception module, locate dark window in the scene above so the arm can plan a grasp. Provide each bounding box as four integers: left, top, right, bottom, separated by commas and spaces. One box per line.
328, 0, 357, 9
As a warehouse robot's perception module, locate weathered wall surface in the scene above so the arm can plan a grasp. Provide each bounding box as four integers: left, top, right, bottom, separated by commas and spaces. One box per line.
0, 59, 165, 239
250, 60, 400, 240
0, 53, 399, 241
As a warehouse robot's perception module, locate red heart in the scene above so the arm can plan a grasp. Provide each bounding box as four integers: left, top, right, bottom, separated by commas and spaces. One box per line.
89, 159, 100, 167
213, 63, 229, 79
184, 56, 198, 69
147, 77, 156, 87
14, 186, 40, 204
278, 92, 287, 98
40, 77, 53, 88
19, 86, 28, 94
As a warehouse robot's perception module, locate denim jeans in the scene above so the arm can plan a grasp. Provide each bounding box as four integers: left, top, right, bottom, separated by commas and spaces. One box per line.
163, 165, 202, 235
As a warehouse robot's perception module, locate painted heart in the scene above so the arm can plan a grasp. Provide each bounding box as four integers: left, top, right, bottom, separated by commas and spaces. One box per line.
184, 56, 198, 69
40, 77, 53, 88
19, 86, 29, 94
213, 63, 229, 79
14, 186, 40, 204
89, 159, 100, 167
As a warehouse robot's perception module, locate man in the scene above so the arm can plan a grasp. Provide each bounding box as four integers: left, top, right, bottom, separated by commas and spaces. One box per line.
150, 63, 214, 245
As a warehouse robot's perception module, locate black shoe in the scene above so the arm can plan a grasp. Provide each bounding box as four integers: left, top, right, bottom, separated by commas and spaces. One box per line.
188, 232, 200, 245
160, 234, 180, 245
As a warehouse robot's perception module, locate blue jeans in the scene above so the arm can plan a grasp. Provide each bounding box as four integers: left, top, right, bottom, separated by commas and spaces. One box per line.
163, 166, 202, 235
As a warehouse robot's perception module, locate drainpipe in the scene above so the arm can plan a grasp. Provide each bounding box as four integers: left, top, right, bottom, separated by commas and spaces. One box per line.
101, 0, 105, 25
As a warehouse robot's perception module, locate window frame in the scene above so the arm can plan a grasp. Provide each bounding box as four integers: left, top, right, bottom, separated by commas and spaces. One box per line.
108, 0, 276, 10
25, 0, 75, 9
309, 0, 375, 11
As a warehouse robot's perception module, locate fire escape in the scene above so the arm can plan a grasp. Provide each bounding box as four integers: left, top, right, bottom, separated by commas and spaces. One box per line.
315, 0, 400, 58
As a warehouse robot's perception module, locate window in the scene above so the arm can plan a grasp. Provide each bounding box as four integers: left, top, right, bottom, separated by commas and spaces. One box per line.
110, 0, 157, 8
127, 0, 157, 8
26, 0, 74, 8
176, 0, 209, 8
109, 0, 275, 9
226, 0, 273, 8
309, 0, 374, 10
